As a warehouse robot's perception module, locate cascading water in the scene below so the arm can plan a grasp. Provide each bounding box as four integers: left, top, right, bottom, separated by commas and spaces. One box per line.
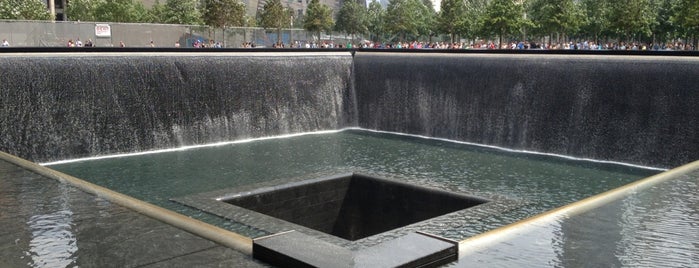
353, 52, 699, 168
0, 52, 356, 163
1, 50, 698, 267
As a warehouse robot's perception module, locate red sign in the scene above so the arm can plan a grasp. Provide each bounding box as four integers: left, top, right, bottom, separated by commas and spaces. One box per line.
95, 24, 111, 37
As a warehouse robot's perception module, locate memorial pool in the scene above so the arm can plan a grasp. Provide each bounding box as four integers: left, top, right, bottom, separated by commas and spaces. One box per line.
47, 129, 659, 245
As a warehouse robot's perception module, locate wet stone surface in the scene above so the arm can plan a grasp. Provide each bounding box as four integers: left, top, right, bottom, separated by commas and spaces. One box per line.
0, 159, 268, 267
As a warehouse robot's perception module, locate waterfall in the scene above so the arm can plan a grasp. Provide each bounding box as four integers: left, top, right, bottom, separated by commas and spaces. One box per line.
353, 52, 699, 168
0, 52, 355, 162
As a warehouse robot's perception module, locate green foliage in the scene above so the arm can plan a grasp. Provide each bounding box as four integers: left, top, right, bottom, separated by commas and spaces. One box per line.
462, 0, 487, 39
385, 0, 433, 41
259, 0, 289, 29
334, 0, 368, 37
607, 0, 655, 40
259, 0, 290, 44
480, 0, 525, 45
244, 14, 258, 27
579, 0, 609, 42
163, 0, 202, 25
202, 0, 245, 28
366, 0, 385, 42
66, 0, 102, 21
146, 0, 167, 23
303, 0, 334, 40
650, 0, 676, 42
0, 0, 51, 20
438, 0, 465, 42
1, 0, 695, 46
92, 0, 149, 22
420, 0, 436, 37
672, 0, 699, 37
527, 0, 584, 41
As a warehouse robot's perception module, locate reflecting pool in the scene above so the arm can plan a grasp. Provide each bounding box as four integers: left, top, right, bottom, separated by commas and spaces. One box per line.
48, 129, 659, 242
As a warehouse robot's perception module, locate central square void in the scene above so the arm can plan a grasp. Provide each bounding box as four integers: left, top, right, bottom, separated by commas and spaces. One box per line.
222, 173, 489, 241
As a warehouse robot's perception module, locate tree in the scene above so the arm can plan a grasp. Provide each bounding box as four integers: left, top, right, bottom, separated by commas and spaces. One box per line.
672, 0, 699, 46
579, 0, 610, 44
93, 0, 149, 22
259, 0, 291, 45
528, 0, 584, 44
438, 0, 465, 42
334, 0, 368, 40
479, 0, 525, 47
303, 0, 334, 42
0, 0, 52, 20
461, 0, 488, 40
607, 0, 654, 41
66, 0, 103, 21
146, 0, 168, 23
202, 0, 245, 28
366, 0, 385, 43
649, 0, 676, 44
420, 0, 437, 40
385, 0, 432, 41
163, 0, 202, 25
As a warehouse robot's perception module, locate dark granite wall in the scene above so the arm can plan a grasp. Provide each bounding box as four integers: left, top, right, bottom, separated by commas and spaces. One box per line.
225, 177, 351, 235
333, 174, 487, 240
1, 51, 697, 168
353, 53, 699, 168
0, 53, 355, 162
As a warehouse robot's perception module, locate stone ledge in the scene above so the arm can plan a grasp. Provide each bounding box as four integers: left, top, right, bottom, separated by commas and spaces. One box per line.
253, 230, 457, 268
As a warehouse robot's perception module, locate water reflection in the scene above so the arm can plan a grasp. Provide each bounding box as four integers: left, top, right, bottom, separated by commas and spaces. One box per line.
50, 130, 658, 240
458, 168, 699, 267
615, 179, 699, 267
25, 184, 77, 267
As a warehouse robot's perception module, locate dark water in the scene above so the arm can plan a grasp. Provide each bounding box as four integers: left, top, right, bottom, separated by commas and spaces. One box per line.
48, 129, 659, 241
456, 167, 699, 267
0, 53, 355, 163
354, 53, 699, 168
3, 52, 697, 168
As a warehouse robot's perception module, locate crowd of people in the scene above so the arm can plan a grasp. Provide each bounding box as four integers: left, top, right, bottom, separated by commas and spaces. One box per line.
261, 39, 697, 51
65, 38, 94, 47
1, 36, 694, 51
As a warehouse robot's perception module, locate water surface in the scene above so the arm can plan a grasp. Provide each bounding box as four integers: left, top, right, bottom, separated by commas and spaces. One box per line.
49, 129, 659, 240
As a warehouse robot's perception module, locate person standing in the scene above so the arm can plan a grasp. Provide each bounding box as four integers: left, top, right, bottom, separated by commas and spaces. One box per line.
1, 39, 9, 47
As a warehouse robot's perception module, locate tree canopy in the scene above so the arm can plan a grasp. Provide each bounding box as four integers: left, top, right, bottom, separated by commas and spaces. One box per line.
202, 0, 245, 28
303, 0, 334, 41
259, 0, 291, 44
65, 0, 100, 21
334, 0, 368, 39
528, 0, 583, 43
366, 0, 385, 43
672, 0, 699, 39
480, 0, 526, 46
92, 0, 150, 23
438, 0, 465, 42
385, 0, 432, 41
162, 0, 202, 25
0, 0, 51, 20
607, 0, 655, 40
3, 0, 699, 48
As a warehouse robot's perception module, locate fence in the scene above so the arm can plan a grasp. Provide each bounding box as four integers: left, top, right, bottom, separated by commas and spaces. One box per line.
0, 20, 359, 48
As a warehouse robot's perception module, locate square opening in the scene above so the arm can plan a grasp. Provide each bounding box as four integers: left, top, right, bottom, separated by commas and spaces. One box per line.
221, 173, 488, 241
